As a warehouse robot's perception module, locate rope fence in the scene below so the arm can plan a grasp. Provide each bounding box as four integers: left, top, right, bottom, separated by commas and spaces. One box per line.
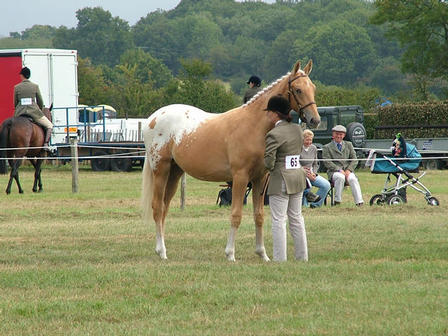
0, 144, 447, 162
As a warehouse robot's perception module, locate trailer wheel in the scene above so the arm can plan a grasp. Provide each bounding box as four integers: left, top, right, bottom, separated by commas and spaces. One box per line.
111, 157, 133, 172
91, 150, 110, 171
423, 159, 439, 170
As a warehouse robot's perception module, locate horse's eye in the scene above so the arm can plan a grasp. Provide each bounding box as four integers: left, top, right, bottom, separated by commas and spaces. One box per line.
296, 89, 302, 94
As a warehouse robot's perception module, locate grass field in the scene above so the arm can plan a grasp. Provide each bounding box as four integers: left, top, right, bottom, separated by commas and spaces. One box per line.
0, 166, 447, 335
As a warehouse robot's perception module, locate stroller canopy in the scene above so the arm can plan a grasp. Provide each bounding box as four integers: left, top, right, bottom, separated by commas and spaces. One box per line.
371, 143, 421, 173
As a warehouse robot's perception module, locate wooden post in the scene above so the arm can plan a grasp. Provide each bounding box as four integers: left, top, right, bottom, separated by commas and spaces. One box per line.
70, 137, 79, 193
180, 173, 186, 210
138, 122, 142, 142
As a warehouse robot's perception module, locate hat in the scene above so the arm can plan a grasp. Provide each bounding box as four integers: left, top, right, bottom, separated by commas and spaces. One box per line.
19, 67, 31, 79
332, 125, 346, 133
247, 75, 261, 87
264, 95, 290, 115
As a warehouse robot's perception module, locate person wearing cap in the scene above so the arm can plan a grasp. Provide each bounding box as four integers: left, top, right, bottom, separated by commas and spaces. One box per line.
243, 75, 262, 103
264, 95, 308, 262
322, 125, 364, 206
14, 67, 53, 151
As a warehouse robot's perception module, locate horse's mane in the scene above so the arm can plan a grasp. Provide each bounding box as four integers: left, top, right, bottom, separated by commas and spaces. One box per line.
243, 72, 292, 107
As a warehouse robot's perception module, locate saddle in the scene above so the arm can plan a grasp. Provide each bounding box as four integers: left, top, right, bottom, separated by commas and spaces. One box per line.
19, 114, 46, 132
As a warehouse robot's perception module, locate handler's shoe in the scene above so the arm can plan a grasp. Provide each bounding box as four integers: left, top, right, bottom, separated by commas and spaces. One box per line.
306, 191, 321, 203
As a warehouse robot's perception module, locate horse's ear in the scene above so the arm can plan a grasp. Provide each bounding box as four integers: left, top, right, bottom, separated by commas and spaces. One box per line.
303, 59, 313, 75
292, 60, 301, 74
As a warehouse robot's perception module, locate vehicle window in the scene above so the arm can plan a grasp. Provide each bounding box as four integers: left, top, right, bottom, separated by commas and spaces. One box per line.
340, 112, 356, 126
314, 117, 327, 131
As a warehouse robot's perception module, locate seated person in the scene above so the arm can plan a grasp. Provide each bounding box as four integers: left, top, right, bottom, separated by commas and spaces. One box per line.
300, 129, 331, 208
322, 125, 364, 206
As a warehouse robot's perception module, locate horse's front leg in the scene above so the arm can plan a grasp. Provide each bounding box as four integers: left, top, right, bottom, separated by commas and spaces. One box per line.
225, 176, 248, 261
252, 175, 270, 261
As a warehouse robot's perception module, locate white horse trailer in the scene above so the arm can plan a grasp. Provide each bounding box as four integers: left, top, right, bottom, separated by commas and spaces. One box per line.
0, 48, 79, 144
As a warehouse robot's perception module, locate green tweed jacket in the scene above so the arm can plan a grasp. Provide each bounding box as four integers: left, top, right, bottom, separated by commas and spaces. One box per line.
264, 121, 307, 195
243, 87, 261, 103
322, 140, 358, 180
14, 79, 45, 120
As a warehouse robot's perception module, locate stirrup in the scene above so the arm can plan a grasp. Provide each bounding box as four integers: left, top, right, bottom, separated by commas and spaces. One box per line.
43, 143, 51, 152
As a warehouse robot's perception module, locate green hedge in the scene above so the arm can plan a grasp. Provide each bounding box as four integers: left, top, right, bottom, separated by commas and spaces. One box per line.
374, 101, 448, 138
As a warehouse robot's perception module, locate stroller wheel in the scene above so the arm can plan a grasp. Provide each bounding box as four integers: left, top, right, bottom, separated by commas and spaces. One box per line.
370, 194, 386, 206
427, 196, 440, 206
386, 194, 405, 205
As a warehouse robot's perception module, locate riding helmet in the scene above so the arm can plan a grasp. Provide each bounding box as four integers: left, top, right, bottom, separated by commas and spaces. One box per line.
264, 95, 290, 115
247, 75, 261, 87
20, 67, 31, 79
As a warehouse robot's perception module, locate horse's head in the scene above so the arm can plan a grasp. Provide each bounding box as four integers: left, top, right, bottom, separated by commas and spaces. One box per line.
287, 60, 320, 128
43, 104, 53, 122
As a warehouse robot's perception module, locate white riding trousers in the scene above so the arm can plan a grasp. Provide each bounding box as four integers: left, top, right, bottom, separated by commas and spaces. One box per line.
332, 171, 363, 204
269, 180, 308, 262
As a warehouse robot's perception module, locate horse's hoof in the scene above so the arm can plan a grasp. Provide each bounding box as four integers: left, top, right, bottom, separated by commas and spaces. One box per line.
19, 190, 24, 194
155, 248, 167, 260
225, 249, 236, 262
255, 249, 271, 262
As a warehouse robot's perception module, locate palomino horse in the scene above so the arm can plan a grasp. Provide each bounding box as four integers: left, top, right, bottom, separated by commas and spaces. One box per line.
0, 106, 52, 194
142, 60, 320, 261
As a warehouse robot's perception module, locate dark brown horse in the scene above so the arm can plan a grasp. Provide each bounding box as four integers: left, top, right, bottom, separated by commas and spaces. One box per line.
0, 106, 52, 194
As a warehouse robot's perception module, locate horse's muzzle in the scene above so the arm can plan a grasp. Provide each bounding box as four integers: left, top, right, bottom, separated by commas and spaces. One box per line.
303, 110, 320, 129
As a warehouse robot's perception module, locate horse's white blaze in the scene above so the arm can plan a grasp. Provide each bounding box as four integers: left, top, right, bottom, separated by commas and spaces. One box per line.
144, 104, 216, 170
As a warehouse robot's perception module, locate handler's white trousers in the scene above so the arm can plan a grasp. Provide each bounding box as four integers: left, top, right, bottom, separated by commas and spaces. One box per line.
269, 181, 308, 262
332, 172, 363, 204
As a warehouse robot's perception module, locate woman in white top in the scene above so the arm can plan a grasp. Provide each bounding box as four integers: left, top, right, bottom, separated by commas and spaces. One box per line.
300, 129, 331, 208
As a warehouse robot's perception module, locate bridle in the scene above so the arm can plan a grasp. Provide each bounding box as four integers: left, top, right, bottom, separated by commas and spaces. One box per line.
288, 73, 316, 121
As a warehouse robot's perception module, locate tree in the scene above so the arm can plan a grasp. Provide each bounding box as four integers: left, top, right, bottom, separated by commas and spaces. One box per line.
371, 0, 448, 81
77, 57, 112, 106
119, 49, 173, 89
293, 20, 377, 86
174, 58, 238, 112
53, 7, 134, 66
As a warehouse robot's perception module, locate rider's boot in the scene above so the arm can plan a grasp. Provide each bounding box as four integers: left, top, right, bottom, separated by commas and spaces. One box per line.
43, 128, 52, 152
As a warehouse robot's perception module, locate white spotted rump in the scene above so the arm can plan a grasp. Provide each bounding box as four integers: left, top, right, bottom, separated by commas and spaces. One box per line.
143, 104, 216, 170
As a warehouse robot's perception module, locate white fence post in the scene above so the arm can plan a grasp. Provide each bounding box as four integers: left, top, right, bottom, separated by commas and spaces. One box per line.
70, 137, 79, 193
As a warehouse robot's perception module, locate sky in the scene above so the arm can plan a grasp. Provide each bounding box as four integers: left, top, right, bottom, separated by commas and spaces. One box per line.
0, 0, 275, 37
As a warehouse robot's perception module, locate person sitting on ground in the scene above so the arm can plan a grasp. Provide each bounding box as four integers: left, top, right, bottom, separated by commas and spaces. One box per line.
300, 129, 331, 208
14, 67, 53, 151
322, 125, 364, 206
243, 75, 262, 103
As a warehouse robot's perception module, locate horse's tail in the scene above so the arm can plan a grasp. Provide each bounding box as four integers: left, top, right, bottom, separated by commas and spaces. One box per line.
0, 120, 11, 174
141, 154, 154, 227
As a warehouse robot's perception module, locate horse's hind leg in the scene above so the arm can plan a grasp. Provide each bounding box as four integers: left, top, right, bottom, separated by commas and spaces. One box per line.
31, 159, 43, 192
163, 163, 184, 223
6, 159, 23, 194
151, 159, 173, 259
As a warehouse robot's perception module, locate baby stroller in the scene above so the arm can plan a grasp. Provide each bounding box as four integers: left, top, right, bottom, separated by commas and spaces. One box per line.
366, 134, 439, 206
